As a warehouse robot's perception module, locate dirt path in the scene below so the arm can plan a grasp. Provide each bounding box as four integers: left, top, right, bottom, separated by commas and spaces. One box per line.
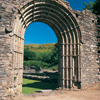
19, 83, 100, 100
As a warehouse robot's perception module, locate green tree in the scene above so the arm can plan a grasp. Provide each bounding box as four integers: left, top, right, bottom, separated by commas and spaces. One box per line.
51, 43, 58, 64
24, 48, 37, 60
82, 0, 100, 15
82, 1, 94, 11
42, 52, 52, 63
37, 43, 58, 64
92, 0, 100, 15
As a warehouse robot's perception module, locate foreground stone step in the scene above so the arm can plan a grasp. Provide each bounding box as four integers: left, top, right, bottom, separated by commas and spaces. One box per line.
35, 89, 53, 93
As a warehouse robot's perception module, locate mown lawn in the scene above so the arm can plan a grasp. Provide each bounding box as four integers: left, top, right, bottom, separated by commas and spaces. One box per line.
22, 78, 58, 94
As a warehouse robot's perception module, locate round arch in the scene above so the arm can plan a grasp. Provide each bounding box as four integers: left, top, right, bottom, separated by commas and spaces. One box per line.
12, 0, 82, 92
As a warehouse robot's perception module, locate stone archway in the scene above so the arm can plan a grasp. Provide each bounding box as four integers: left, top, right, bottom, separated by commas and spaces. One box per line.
0, 0, 99, 99
13, 0, 82, 90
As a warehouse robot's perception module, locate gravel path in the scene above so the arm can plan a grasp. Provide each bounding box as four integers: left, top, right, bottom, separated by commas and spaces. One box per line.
18, 83, 100, 100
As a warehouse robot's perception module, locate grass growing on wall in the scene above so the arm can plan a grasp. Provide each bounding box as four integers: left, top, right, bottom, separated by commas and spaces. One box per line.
22, 78, 58, 94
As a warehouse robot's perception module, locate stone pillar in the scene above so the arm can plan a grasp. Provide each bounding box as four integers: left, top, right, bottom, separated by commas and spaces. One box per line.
65, 43, 69, 89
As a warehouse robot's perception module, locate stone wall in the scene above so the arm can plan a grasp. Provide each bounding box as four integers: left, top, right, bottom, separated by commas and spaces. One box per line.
0, 0, 23, 99
73, 10, 99, 89
96, 15, 100, 80
0, 1, 13, 99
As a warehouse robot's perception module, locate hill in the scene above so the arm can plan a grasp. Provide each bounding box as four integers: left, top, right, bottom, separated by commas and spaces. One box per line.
24, 43, 56, 54
24, 43, 58, 70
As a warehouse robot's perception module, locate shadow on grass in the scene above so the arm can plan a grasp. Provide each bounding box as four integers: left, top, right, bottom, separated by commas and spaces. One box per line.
22, 80, 58, 90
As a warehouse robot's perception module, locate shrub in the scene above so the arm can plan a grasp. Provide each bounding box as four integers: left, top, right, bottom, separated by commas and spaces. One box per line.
23, 60, 48, 69
24, 48, 37, 60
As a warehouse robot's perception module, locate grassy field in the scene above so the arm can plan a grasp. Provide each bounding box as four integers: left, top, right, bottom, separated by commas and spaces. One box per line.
24, 43, 55, 54
22, 78, 58, 94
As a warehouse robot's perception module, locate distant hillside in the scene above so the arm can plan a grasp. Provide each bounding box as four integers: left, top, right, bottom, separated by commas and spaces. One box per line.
24, 43, 56, 53
24, 43, 58, 70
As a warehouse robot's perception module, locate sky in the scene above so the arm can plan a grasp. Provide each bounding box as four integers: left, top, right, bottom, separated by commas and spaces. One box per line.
24, 0, 95, 44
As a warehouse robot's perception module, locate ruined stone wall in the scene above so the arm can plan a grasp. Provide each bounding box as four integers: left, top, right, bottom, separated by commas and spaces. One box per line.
0, 0, 13, 99
74, 10, 99, 89
96, 15, 100, 80
0, 0, 23, 99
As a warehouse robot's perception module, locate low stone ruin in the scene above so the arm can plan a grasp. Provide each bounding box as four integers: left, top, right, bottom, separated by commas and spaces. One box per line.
23, 66, 58, 83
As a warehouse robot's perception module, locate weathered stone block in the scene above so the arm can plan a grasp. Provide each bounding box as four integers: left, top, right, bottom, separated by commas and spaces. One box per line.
2, 82, 7, 88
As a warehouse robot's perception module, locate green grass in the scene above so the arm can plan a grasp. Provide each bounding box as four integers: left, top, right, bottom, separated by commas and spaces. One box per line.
24, 43, 55, 53
22, 78, 58, 94
46, 65, 58, 70
22, 78, 41, 94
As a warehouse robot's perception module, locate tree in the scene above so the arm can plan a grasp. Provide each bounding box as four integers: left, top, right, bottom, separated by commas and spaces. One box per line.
82, 1, 94, 11
82, 0, 100, 15
24, 48, 37, 60
92, 0, 100, 15
51, 43, 58, 64
39, 43, 58, 64
42, 52, 52, 63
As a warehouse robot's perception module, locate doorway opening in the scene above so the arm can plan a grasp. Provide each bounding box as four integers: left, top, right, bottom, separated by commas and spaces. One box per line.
22, 22, 58, 94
